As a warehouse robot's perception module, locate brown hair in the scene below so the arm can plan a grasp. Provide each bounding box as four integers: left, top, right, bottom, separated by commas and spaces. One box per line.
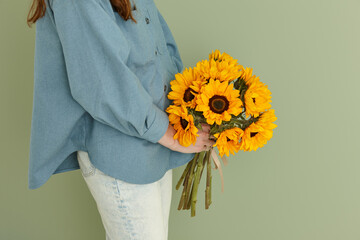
26, 0, 137, 27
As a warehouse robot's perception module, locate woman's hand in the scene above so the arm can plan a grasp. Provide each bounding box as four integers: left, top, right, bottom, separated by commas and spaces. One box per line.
158, 123, 216, 153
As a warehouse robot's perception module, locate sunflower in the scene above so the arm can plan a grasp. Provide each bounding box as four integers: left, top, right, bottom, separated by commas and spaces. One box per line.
239, 67, 272, 118
195, 78, 243, 125
167, 67, 205, 109
195, 57, 242, 83
239, 66, 259, 85
213, 127, 244, 157
239, 109, 277, 151
165, 104, 199, 147
208, 49, 239, 66
244, 80, 272, 118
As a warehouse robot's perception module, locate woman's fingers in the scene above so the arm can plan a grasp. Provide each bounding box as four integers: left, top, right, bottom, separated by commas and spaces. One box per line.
198, 138, 216, 147
200, 123, 211, 133
192, 123, 216, 152
207, 139, 216, 146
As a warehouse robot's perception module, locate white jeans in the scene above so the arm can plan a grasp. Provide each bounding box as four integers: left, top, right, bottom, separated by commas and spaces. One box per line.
77, 150, 172, 240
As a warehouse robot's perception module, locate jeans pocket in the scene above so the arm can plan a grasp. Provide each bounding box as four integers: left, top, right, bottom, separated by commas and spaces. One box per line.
77, 150, 97, 178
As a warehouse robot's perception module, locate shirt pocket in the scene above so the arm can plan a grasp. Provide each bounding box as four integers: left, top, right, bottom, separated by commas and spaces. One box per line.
113, 7, 167, 107
113, 8, 156, 67
145, 7, 179, 75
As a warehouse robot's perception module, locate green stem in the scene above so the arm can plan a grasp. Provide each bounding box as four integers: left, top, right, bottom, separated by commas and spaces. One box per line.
190, 151, 207, 217
186, 179, 194, 210
177, 154, 198, 210
205, 151, 212, 209
177, 165, 191, 210
199, 150, 209, 180
183, 152, 201, 209
176, 153, 198, 190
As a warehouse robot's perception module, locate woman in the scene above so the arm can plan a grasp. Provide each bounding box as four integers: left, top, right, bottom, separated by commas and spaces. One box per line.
27, 0, 215, 239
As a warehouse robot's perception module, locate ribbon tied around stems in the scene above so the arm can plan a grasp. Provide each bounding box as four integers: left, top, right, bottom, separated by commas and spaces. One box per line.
209, 146, 228, 192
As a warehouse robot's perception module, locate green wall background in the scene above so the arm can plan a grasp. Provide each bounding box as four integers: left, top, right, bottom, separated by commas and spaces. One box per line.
1, 0, 359, 239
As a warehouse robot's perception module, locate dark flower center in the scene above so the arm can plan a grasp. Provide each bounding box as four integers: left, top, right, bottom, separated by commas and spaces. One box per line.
180, 118, 189, 130
250, 132, 258, 138
183, 88, 195, 102
209, 95, 229, 114
252, 97, 256, 104
226, 136, 231, 142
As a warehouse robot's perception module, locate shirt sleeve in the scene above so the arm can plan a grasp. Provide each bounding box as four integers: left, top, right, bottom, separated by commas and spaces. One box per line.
50, 0, 169, 144
156, 7, 184, 73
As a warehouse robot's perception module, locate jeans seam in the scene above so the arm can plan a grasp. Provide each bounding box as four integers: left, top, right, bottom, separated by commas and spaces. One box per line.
113, 179, 137, 239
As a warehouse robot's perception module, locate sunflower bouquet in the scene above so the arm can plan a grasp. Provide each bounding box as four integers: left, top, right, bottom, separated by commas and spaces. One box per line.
165, 49, 277, 217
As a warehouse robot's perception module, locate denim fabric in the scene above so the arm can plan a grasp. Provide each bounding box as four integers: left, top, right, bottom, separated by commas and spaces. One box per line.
28, 0, 195, 190
77, 150, 172, 240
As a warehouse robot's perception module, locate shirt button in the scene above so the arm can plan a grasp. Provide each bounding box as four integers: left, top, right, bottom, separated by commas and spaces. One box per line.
164, 84, 167, 92
145, 17, 150, 24
155, 50, 158, 55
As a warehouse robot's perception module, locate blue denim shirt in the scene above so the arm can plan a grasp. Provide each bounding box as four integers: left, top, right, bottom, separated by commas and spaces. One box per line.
28, 0, 195, 190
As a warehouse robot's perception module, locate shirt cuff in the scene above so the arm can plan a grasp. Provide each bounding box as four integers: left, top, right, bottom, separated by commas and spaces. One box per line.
141, 105, 170, 144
